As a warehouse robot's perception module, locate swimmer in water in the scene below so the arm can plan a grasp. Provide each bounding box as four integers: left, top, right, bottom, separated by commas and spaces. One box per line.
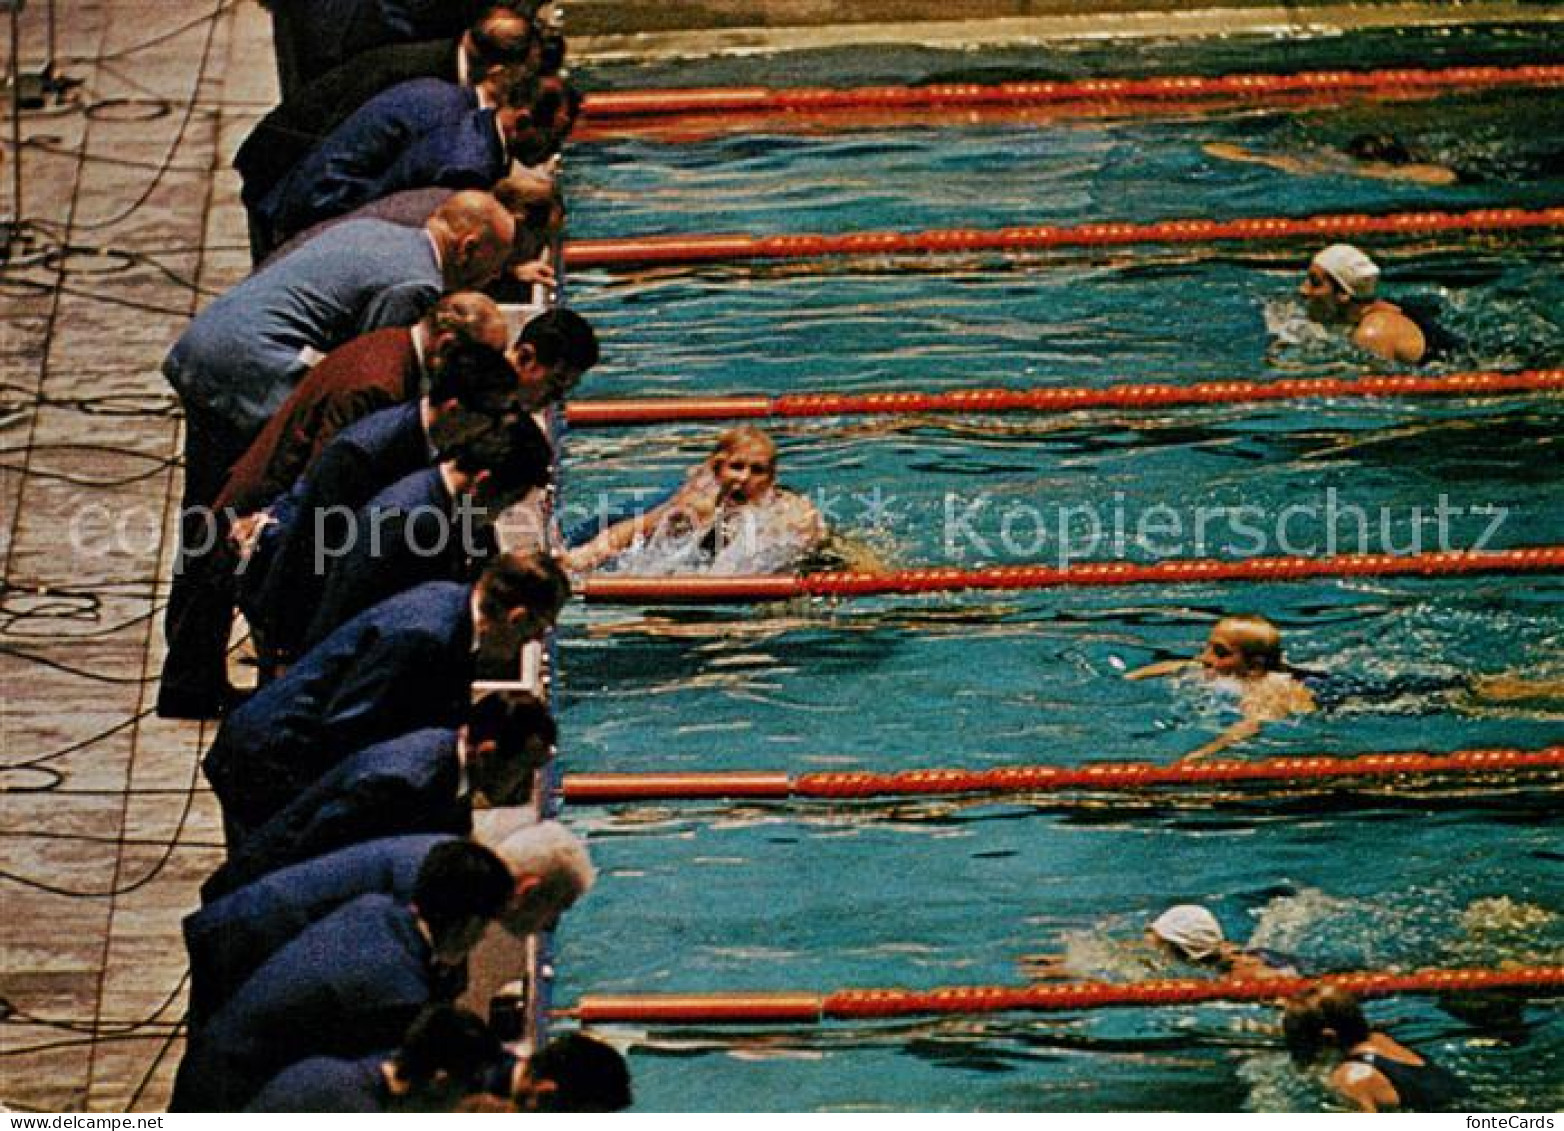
1299, 244, 1427, 364
1021, 903, 1300, 982
1126, 614, 1316, 762
1283, 985, 1468, 1112
1205, 131, 1459, 187
565, 425, 827, 575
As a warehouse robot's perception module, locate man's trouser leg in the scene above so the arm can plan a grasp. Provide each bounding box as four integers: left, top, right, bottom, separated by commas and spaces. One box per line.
158, 404, 249, 719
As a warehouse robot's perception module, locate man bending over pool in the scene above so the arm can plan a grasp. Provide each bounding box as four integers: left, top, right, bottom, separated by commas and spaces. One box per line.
566, 426, 827, 576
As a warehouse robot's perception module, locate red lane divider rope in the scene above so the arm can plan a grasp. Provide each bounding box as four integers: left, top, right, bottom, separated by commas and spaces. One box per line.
562, 965, 1564, 1024
563, 369, 1564, 428
565, 207, 1564, 269
575, 546, 1564, 605
560, 747, 1564, 804
583, 65, 1564, 120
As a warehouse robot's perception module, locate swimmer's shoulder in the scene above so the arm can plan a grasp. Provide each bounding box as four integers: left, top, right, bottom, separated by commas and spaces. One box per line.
1354, 303, 1427, 364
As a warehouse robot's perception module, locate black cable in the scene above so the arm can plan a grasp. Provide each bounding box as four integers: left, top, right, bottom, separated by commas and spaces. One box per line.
0, 737, 207, 896
31, 0, 227, 233
0, 646, 160, 684
61, 0, 238, 65
0, 829, 222, 849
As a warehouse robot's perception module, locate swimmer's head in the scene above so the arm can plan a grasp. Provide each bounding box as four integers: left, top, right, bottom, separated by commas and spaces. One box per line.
1146, 904, 1226, 963
1302, 244, 1379, 322
1282, 986, 1370, 1064
1346, 132, 1414, 165
710, 425, 778, 506
1199, 614, 1284, 678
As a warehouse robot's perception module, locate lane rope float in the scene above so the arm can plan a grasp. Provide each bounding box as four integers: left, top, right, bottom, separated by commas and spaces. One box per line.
565, 207, 1564, 269
563, 368, 1564, 427
582, 64, 1564, 121
560, 964, 1564, 1024
560, 745, 1564, 804
575, 545, 1564, 605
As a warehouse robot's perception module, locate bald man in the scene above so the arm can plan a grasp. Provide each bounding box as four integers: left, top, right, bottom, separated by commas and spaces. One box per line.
158, 191, 513, 719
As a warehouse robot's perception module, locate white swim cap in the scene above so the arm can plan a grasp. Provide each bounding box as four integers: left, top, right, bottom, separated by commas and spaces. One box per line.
1311, 243, 1380, 299
1149, 904, 1226, 961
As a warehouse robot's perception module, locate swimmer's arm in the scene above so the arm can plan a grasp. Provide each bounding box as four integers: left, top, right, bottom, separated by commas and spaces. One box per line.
1202, 142, 1312, 175
565, 511, 656, 573
1125, 659, 1197, 680
1468, 675, 1564, 702
1181, 717, 1261, 762
566, 467, 721, 572
1354, 160, 1459, 186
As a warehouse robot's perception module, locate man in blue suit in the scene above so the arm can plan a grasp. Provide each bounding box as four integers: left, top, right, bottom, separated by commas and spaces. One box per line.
237, 5, 540, 242
203, 692, 556, 899
242, 340, 520, 668
204, 551, 569, 839
171, 840, 513, 1111
301, 412, 552, 648
183, 821, 594, 1027
252, 65, 561, 257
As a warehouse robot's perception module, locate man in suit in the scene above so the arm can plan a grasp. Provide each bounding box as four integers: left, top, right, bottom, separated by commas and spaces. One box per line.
158, 295, 509, 721
301, 413, 553, 647
171, 840, 513, 1110
203, 691, 556, 899
239, 5, 540, 258
204, 552, 569, 838
158, 192, 514, 718
265, 0, 549, 99
240, 341, 520, 671
252, 65, 563, 257
262, 172, 562, 283
218, 292, 509, 519
245, 1004, 504, 1112
183, 821, 594, 1026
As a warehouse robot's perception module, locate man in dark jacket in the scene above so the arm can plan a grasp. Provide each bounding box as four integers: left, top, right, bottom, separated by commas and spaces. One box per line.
171, 841, 512, 1110
204, 552, 568, 838
203, 692, 555, 899
238, 5, 539, 256
300, 414, 552, 648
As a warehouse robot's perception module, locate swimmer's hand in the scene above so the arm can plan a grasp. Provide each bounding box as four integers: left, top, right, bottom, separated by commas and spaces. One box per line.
1017, 953, 1071, 980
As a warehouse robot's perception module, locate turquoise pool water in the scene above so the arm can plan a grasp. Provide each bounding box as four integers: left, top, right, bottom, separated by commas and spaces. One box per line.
553, 28, 1563, 1112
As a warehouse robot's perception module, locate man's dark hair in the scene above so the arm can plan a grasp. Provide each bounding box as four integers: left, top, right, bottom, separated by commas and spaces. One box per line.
412, 841, 513, 938
528, 1032, 632, 1112
476, 550, 571, 623
539, 30, 566, 76
448, 412, 553, 496
493, 62, 541, 111
520, 307, 600, 376
394, 1005, 504, 1087
468, 6, 538, 73
428, 341, 519, 415
468, 690, 557, 753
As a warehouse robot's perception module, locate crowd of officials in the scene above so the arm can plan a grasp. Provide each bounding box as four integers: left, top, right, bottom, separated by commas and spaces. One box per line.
156, 0, 629, 1112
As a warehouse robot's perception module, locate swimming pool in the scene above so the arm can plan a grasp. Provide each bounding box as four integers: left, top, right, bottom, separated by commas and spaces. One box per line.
552, 24, 1563, 1112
